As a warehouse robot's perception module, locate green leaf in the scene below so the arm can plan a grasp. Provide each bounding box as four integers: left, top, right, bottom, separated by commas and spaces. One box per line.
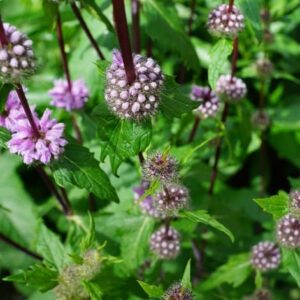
36, 222, 65, 271
4, 264, 58, 292
199, 253, 251, 291
51, 143, 119, 202
282, 248, 300, 287
81, 212, 96, 251
0, 127, 10, 149
142, 0, 200, 71
92, 104, 152, 175
208, 39, 233, 89
82, 281, 103, 300
137, 280, 164, 298
181, 259, 192, 290
254, 270, 263, 289
160, 76, 199, 119
180, 210, 234, 242
254, 191, 289, 219
42, 0, 58, 27
0, 83, 13, 113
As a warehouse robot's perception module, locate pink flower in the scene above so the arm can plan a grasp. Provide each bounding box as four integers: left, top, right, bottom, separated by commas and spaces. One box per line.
49, 79, 89, 111
7, 109, 67, 165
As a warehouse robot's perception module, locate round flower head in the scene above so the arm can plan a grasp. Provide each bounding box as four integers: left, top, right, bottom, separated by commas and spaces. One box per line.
49, 79, 89, 111
7, 109, 67, 165
163, 283, 193, 300
133, 181, 166, 219
143, 152, 178, 183
251, 241, 281, 272
289, 189, 300, 215
154, 184, 189, 216
191, 86, 220, 119
0, 23, 35, 83
216, 75, 247, 103
105, 50, 164, 120
251, 110, 270, 131
255, 57, 273, 78
150, 225, 180, 259
207, 4, 245, 38
277, 214, 300, 248
0, 90, 28, 132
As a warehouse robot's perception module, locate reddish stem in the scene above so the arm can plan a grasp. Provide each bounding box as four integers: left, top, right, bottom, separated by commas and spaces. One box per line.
146, 38, 153, 57
71, 114, 83, 144
228, 0, 235, 13
131, 0, 141, 53
0, 15, 8, 45
187, 0, 196, 35
15, 85, 40, 137
188, 116, 200, 143
231, 37, 239, 79
70, 2, 105, 60
138, 152, 145, 164
112, 0, 136, 85
56, 11, 72, 92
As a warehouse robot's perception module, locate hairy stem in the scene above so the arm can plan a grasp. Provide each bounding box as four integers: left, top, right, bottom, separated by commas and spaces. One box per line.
70, 2, 105, 60
131, 0, 141, 53
112, 0, 136, 84
15, 85, 40, 137
188, 116, 200, 143
0, 15, 8, 45
0, 233, 42, 260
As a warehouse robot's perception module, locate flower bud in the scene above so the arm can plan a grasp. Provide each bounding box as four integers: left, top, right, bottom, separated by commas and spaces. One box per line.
276, 214, 300, 248
162, 283, 193, 300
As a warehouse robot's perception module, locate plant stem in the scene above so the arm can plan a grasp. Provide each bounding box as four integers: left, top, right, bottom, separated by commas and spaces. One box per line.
187, 0, 196, 35
15, 85, 40, 137
146, 38, 153, 57
56, 10, 72, 91
131, 0, 141, 53
0, 233, 42, 260
71, 113, 83, 144
36, 166, 73, 216
70, 2, 105, 60
112, 0, 136, 84
138, 152, 145, 164
228, 0, 235, 13
231, 37, 239, 78
0, 15, 8, 45
208, 103, 229, 195
188, 116, 200, 143
192, 239, 203, 284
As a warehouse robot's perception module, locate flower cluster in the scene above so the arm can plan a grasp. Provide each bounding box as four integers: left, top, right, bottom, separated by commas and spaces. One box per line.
207, 4, 245, 38
191, 86, 220, 119
251, 241, 281, 272
0, 23, 35, 83
49, 79, 89, 111
105, 50, 164, 120
289, 189, 300, 213
276, 214, 300, 248
162, 283, 193, 300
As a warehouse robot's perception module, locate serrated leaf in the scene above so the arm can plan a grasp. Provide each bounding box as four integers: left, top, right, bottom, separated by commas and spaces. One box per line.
208, 39, 233, 89
82, 281, 103, 300
36, 222, 65, 271
180, 210, 234, 242
4, 264, 58, 292
160, 76, 199, 119
92, 104, 152, 175
142, 0, 200, 71
0, 127, 10, 149
137, 280, 164, 298
51, 143, 119, 202
181, 259, 192, 290
199, 253, 251, 290
254, 191, 289, 219
282, 248, 300, 287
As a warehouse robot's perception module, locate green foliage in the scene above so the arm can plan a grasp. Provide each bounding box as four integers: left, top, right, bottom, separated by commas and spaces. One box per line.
0, 83, 13, 113
82, 281, 103, 300
282, 249, 300, 288
181, 259, 192, 290
137, 280, 164, 298
0, 127, 10, 149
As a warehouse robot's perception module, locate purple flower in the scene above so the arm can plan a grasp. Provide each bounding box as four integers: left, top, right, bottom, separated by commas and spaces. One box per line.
0, 90, 28, 132
49, 79, 89, 111
7, 109, 67, 165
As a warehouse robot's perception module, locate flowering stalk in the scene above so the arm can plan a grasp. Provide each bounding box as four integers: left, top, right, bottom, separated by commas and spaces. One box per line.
228, 0, 235, 13
131, 0, 141, 53
0, 232, 43, 260
188, 116, 200, 143
0, 15, 8, 45
112, 0, 136, 84
70, 2, 105, 60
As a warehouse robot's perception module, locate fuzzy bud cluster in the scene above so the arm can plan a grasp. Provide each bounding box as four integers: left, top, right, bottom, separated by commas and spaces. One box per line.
251, 110, 270, 131
150, 225, 180, 259
276, 214, 300, 248
162, 283, 193, 300
105, 50, 164, 120
154, 184, 189, 216
289, 189, 300, 214
216, 75, 247, 103
207, 4, 245, 38
251, 241, 281, 272
0, 23, 35, 83
191, 86, 220, 119
143, 152, 178, 183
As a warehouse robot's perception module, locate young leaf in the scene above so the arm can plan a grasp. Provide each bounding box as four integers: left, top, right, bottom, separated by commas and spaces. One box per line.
36, 222, 65, 271
82, 281, 103, 300
199, 253, 251, 291
142, 0, 200, 71
81, 212, 96, 251
0, 127, 10, 149
137, 280, 164, 298
254, 191, 289, 219
180, 210, 234, 242
282, 248, 300, 288
51, 143, 119, 202
92, 104, 152, 175
181, 259, 192, 290
208, 39, 233, 89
